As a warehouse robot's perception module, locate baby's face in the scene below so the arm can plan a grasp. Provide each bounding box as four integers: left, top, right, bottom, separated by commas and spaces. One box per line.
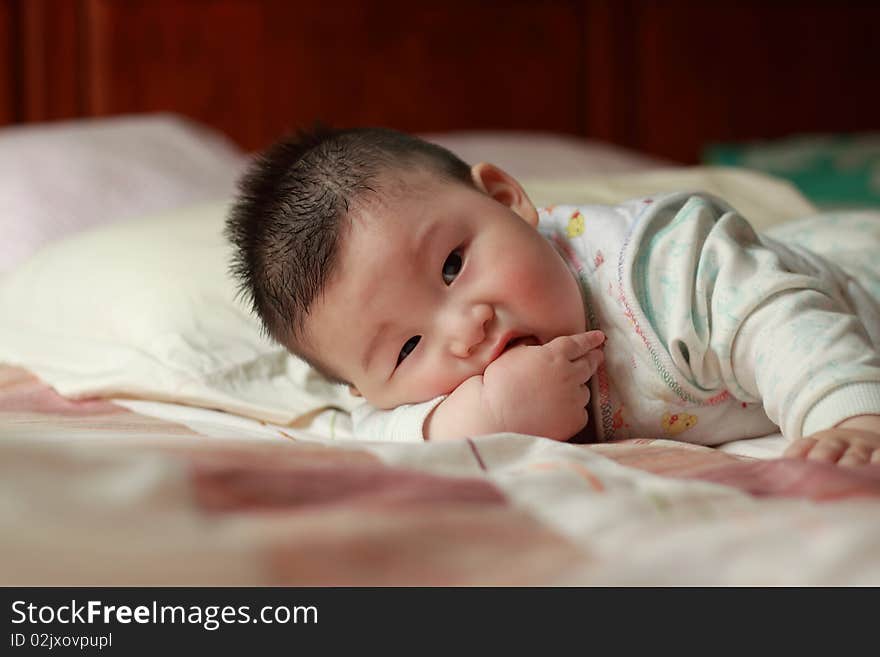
303, 165, 586, 409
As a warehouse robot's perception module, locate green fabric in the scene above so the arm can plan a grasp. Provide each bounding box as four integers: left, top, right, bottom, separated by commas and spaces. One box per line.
703, 134, 880, 210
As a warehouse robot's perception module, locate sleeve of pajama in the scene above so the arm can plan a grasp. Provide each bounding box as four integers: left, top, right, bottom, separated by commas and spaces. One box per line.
633, 193, 880, 440
350, 396, 446, 443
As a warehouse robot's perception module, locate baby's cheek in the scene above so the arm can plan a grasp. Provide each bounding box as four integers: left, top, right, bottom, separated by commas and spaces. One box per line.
419, 360, 474, 396
512, 262, 583, 332
499, 262, 545, 299
382, 360, 472, 407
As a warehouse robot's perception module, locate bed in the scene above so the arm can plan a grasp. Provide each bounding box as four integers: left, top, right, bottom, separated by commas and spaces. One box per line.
2, 1, 880, 586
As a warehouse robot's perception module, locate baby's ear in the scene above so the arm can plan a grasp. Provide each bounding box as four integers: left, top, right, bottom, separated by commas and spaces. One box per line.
470, 162, 539, 227
347, 384, 362, 398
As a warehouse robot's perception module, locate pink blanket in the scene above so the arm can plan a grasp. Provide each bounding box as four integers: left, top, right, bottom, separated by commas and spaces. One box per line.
2, 364, 879, 585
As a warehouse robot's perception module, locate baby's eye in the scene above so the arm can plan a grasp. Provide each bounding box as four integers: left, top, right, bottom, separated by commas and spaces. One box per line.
397, 335, 421, 365
442, 249, 463, 285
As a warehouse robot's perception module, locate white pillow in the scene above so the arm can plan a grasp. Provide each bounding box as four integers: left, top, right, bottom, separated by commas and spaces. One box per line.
523, 166, 818, 232
0, 166, 815, 424
423, 130, 672, 179
0, 113, 246, 274
0, 201, 360, 424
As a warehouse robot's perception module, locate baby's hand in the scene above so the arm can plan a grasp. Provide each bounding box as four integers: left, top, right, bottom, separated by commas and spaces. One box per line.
783, 415, 880, 467
480, 330, 605, 441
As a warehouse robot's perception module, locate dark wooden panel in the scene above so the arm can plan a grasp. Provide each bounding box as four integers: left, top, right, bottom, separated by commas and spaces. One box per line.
0, 0, 15, 124
12, 1, 879, 162
85, 0, 585, 151
629, 1, 880, 163
20, 0, 84, 121
582, 0, 635, 146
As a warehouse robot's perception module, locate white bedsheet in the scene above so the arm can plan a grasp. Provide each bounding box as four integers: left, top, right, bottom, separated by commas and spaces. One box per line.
115, 398, 789, 460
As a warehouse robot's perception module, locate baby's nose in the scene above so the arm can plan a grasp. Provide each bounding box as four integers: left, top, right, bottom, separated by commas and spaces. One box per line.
448, 303, 493, 358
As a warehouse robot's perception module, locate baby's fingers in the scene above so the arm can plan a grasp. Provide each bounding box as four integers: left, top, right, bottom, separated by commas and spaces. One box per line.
571, 347, 604, 380
838, 442, 876, 467
550, 330, 605, 360
787, 437, 836, 461
783, 438, 816, 460
785, 432, 880, 467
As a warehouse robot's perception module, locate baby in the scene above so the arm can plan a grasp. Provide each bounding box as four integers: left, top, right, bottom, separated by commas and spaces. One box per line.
226, 126, 880, 466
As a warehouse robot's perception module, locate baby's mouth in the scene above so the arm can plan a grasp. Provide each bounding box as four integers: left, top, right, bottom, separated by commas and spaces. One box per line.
502, 335, 540, 352
487, 333, 540, 366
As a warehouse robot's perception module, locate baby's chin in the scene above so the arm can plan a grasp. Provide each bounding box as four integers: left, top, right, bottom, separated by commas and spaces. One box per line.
362, 375, 479, 411
362, 384, 457, 411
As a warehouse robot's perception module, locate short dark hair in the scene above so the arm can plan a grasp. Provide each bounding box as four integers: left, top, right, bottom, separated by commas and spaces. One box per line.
225, 125, 473, 381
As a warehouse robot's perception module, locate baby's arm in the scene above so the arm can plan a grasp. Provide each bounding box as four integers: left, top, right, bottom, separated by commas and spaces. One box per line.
728, 277, 880, 466
425, 331, 605, 441
629, 193, 880, 457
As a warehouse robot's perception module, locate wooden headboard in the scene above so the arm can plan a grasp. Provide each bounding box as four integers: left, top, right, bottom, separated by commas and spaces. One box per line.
2, 0, 878, 163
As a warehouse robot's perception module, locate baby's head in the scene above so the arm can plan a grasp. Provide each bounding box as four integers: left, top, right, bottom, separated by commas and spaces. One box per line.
226, 126, 585, 409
